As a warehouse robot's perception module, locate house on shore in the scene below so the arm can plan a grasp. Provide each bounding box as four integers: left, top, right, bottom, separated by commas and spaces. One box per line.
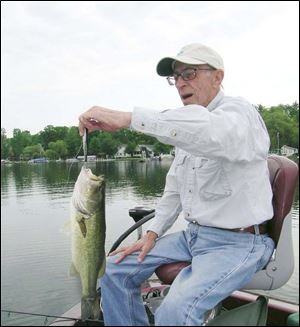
280, 145, 298, 157
115, 145, 154, 158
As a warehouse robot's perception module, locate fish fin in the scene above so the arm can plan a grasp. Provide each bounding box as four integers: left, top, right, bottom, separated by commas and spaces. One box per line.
81, 296, 101, 321
61, 220, 71, 235
69, 262, 79, 277
98, 258, 106, 278
78, 219, 87, 238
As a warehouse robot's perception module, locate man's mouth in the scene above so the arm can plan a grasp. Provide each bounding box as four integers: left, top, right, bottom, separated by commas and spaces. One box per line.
181, 93, 193, 100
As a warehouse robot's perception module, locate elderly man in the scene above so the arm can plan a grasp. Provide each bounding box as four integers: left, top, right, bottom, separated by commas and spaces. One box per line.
79, 43, 275, 326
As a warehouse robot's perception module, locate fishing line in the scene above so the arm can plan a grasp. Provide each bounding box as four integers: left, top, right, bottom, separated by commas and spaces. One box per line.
66, 128, 88, 184
66, 142, 83, 184
1, 309, 104, 325
1, 309, 78, 322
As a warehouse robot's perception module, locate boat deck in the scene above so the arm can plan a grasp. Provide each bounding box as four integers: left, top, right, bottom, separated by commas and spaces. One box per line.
50, 280, 299, 326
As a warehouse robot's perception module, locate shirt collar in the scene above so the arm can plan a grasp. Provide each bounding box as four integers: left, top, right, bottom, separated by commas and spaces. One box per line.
206, 89, 224, 112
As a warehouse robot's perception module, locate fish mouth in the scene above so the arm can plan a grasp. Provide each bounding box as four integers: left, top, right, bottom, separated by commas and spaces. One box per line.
82, 167, 104, 183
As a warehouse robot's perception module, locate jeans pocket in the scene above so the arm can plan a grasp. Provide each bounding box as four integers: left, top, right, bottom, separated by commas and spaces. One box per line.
256, 236, 275, 271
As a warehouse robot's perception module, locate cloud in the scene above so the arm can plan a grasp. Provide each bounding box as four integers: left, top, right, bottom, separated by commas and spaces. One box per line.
1, 1, 299, 137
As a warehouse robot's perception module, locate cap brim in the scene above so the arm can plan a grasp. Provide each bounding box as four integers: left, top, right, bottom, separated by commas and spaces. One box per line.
156, 56, 207, 76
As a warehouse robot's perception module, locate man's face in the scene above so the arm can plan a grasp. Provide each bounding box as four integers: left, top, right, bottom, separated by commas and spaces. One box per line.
173, 62, 223, 107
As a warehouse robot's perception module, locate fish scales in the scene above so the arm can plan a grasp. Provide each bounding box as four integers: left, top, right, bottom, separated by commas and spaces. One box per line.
70, 166, 106, 321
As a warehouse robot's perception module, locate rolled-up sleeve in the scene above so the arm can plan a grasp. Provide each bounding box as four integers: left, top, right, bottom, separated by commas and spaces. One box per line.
131, 93, 272, 236
131, 100, 270, 162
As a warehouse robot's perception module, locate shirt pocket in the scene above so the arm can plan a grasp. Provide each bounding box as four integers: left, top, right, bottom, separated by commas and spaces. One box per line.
174, 154, 187, 188
195, 158, 232, 201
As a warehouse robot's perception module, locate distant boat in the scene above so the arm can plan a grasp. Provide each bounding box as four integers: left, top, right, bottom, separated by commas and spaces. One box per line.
66, 158, 79, 163
28, 157, 49, 163
1, 159, 11, 164
77, 155, 97, 162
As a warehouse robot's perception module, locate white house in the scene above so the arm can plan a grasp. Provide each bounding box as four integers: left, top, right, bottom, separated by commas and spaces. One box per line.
115, 145, 131, 158
280, 145, 298, 157
115, 144, 154, 158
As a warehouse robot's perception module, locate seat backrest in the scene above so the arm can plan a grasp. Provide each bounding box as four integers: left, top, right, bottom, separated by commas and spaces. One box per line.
156, 155, 299, 289
267, 155, 298, 245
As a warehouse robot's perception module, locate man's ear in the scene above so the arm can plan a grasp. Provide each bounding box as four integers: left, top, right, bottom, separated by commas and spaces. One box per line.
214, 70, 224, 88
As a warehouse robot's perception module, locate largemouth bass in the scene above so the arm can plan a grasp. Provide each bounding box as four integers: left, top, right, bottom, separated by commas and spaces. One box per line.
70, 166, 106, 321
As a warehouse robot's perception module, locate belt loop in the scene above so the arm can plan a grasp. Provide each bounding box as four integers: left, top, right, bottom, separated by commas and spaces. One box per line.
254, 224, 260, 235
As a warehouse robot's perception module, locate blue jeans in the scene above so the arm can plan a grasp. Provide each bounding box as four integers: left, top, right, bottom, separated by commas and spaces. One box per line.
100, 223, 275, 326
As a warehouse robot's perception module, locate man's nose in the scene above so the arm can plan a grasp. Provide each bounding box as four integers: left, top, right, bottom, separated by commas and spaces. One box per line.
175, 76, 187, 88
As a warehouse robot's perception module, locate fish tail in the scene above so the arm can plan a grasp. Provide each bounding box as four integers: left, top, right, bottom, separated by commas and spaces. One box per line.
81, 295, 101, 321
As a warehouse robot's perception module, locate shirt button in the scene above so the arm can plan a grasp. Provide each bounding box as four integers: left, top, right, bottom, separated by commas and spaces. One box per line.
170, 129, 177, 137
140, 123, 145, 129
189, 190, 192, 193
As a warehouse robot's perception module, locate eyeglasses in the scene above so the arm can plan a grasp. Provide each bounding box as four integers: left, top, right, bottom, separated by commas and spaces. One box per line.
166, 67, 215, 85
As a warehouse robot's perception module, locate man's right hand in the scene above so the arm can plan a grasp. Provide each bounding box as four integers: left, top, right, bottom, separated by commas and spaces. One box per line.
109, 231, 158, 264
78, 106, 132, 136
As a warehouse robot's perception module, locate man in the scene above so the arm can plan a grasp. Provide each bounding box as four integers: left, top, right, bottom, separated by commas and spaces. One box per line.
79, 43, 275, 326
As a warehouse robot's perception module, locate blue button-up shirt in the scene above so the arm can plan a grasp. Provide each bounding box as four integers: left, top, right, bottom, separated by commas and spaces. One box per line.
131, 91, 273, 237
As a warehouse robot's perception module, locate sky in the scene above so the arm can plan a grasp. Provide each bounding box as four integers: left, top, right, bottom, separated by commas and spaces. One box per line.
1, 1, 299, 137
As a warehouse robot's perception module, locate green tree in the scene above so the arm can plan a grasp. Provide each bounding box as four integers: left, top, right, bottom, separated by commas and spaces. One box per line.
153, 142, 173, 156
39, 125, 68, 149
89, 136, 101, 155
114, 129, 130, 144
45, 149, 58, 160
255, 104, 266, 115
3, 101, 298, 162
48, 140, 68, 159
22, 144, 44, 160
1, 128, 10, 159
31, 133, 42, 146
261, 106, 298, 151
99, 134, 119, 157
281, 102, 299, 122
125, 142, 137, 157
10, 129, 32, 160
65, 126, 82, 157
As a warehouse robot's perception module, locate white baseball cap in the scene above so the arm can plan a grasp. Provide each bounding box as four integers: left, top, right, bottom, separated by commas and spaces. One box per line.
156, 43, 224, 76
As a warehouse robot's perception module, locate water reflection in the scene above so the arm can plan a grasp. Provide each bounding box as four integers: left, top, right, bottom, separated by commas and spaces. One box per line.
1, 160, 170, 200
2, 160, 299, 204
1, 160, 299, 326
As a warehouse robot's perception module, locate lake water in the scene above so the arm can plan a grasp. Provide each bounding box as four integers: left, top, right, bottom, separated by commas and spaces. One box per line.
1, 160, 299, 326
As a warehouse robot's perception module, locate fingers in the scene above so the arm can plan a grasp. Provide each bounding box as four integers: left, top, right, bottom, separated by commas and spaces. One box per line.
78, 116, 101, 136
109, 239, 156, 264
78, 106, 132, 135
78, 107, 102, 135
114, 252, 130, 264
78, 121, 85, 137
137, 241, 155, 263
108, 246, 128, 256
110, 244, 139, 264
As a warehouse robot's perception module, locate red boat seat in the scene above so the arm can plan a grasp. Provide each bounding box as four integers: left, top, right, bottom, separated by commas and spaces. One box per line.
155, 155, 298, 290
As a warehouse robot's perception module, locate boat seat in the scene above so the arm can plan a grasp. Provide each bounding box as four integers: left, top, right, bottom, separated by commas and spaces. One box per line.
155, 155, 299, 290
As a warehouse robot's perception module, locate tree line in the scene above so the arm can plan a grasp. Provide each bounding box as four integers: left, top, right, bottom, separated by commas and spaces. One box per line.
1, 102, 298, 161
1, 125, 173, 161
